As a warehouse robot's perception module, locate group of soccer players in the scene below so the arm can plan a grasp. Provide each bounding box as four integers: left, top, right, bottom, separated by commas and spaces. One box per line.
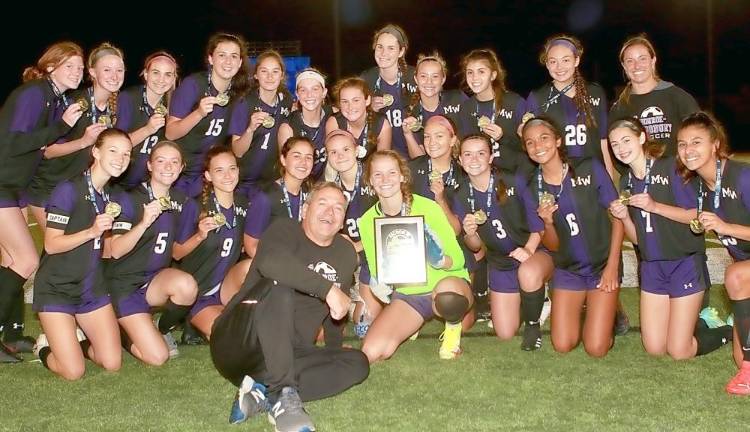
1, 22, 750, 432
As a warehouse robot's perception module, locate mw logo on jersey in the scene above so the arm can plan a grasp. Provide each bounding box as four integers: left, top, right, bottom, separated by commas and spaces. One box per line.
497, 109, 513, 120
722, 187, 737, 200
505, 187, 515, 197
570, 175, 591, 187
443, 105, 460, 114
649, 174, 669, 186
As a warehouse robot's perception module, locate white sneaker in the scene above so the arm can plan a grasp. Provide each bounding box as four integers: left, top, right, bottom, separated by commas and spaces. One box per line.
162, 332, 180, 359
33, 333, 49, 358
76, 327, 87, 342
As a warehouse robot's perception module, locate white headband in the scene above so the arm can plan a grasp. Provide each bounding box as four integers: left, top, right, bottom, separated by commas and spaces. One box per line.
296, 70, 325, 88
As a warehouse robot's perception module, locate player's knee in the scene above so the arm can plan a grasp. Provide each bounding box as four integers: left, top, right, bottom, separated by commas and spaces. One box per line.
642, 339, 667, 357
493, 324, 517, 341
583, 338, 612, 358
99, 352, 122, 372
142, 347, 169, 366
176, 275, 198, 303
724, 266, 750, 299
434, 292, 470, 323
552, 337, 578, 354
667, 341, 695, 361
361, 340, 395, 364
59, 363, 86, 381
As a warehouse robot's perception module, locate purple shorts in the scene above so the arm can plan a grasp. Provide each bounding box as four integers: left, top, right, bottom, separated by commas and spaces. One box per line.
488, 267, 521, 293
640, 254, 708, 298
189, 284, 223, 318
114, 284, 151, 318
392, 292, 434, 320
35, 294, 111, 315
552, 268, 602, 292
0, 188, 29, 208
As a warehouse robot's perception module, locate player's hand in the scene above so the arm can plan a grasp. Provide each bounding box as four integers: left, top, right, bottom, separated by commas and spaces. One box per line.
537, 202, 558, 225
140, 200, 162, 228
197, 96, 216, 117
509, 247, 532, 263
147, 114, 166, 134
89, 213, 114, 238
597, 262, 620, 293
628, 193, 656, 212
698, 211, 729, 236
609, 199, 629, 220
482, 123, 503, 141
462, 214, 479, 237
62, 103, 84, 127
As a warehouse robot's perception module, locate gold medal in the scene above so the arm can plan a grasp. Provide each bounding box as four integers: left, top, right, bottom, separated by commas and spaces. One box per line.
539, 191, 556, 207
618, 190, 632, 205
477, 115, 491, 129
262, 116, 276, 129
409, 119, 423, 132
473, 209, 488, 225
104, 202, 121, 218
428, 171, 442, 182
97, 115, 112, 128
213, 212, 227, 226
76, 98, 89, 112
154, 103, 168, 116
158, 196, 172, 211
382, 93, 394, 107
521, 112, 535, 124
689, 218, 705, 234
215, 92, 230, 106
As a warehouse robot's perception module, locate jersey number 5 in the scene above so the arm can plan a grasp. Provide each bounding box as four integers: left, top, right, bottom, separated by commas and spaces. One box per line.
154, 232, 169, 254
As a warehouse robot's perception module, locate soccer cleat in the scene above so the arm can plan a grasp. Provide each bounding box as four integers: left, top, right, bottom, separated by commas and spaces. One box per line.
614, 309, 630, 336
539, 297, 552, 326
162, 332, 180, 359
3, 335, 36, 354
699, 306, 726, 329
181, 321, 206, 346
229, 375, 269, 424
1, 342, 22, 363
438, 322, 463, 360
267, 387, 316, 432
521, 324, 542, 351
408, 330, 419, 341
33, 333, 49, 358
76, 328, 87, 342
726, 362, 750, 395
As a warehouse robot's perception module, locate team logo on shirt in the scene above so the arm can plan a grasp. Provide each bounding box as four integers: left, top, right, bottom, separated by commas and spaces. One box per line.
505, 187, 515, 196
309, 261, 338, 282
570, 175, 592, 187
639, 106, 672, 140
722, 187, 738, 200
497, 109, 513, 120
443, 105, 460, 114
649, 174, 669, 186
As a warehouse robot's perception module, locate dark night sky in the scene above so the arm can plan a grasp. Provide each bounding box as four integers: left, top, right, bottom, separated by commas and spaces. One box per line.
3, 0, 749, 144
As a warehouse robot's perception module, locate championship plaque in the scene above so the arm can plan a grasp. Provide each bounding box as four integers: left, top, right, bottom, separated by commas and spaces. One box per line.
374, 216, 427, 285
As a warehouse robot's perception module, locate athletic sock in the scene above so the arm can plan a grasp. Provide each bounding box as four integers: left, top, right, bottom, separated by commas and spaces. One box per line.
39, 346, 52, 369
733, 297, 750, 361
0, 267, 26, 328
695, 325, 732, 356
80, 340, 92, 360
158, 300, 192, 334
520, 287, 545, 327
472, 259, 489, 311
3, 287, 26, 342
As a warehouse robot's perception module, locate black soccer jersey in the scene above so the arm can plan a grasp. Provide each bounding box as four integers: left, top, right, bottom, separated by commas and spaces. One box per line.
405, 89, 467, 148
451, 172, 543, 270
527, 82, 608, 162
609, 81, 699, 156
334, 163, 377, 243
29, 87, 110, 202
0, 78, 71, 192
281, 105, 332, 180
228, 90, 293, 185
529, 159, 618, 274
408, 155, 464, 200
115, 85, 167, 189
106, 184, 187, 299
361, 66, 418, 159
457, 93, 528, 174
33, 174, 109, 306
244, 181, 306, 239
701, 159, 750, 261
332, 112, 387, 160
170, 72, 236, 183
176, 193, 249, 295
618, 156, 704, 261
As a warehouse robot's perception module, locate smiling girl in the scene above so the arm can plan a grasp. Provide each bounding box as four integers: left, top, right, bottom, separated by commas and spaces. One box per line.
0, 42, 84, 361
33, 128, 131, 379
116, 51, 178, 189
166, 33, 251, 198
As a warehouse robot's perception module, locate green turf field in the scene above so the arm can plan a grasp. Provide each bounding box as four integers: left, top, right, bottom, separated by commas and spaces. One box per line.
4, 160, 747, 432
0, 286, 742, 432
